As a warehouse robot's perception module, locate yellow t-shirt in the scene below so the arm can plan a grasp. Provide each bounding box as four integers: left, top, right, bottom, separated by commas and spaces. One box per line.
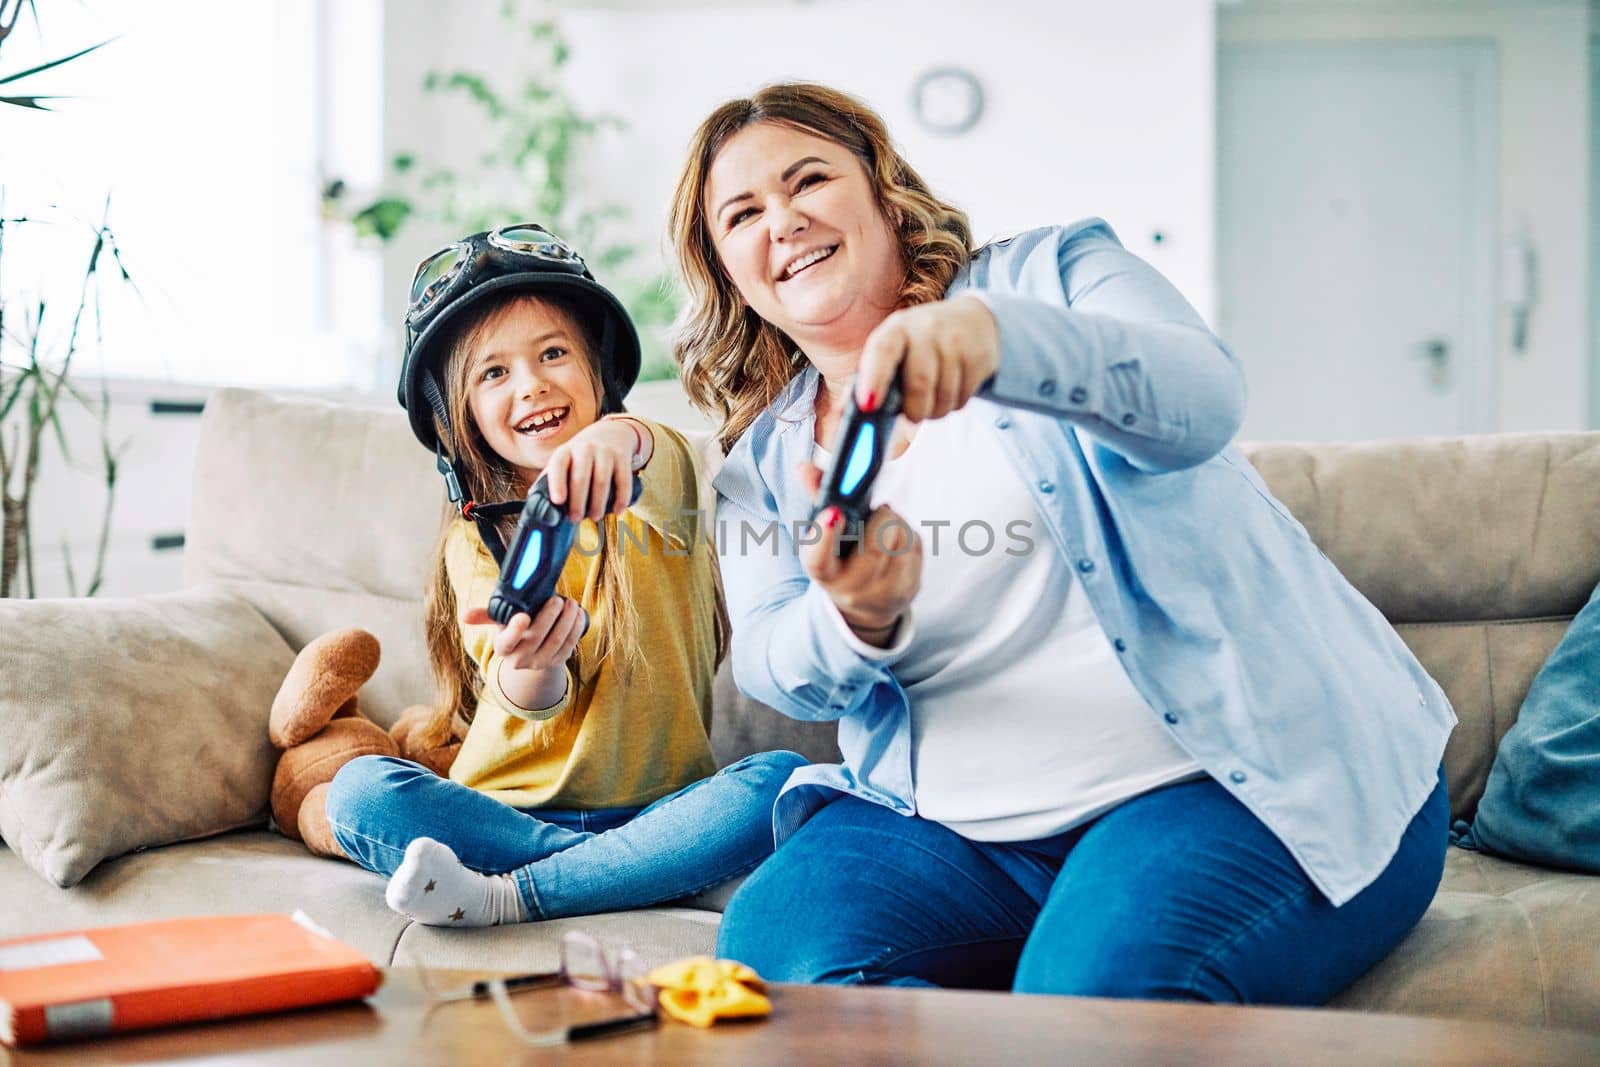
444, 418, 720, 810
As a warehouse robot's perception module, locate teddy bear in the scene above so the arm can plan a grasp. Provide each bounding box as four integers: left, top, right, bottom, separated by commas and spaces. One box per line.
267, 628, 459, 859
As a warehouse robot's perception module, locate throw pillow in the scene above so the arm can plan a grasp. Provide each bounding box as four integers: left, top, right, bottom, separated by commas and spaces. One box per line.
0, 586, 295, 887
1453, 577, 1600, 872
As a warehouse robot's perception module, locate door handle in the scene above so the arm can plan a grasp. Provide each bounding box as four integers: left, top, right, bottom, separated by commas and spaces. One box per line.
1416, 338, 1451, 389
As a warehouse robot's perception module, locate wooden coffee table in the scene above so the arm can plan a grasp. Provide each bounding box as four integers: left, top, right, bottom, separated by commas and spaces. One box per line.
8, 968, 1600, 1065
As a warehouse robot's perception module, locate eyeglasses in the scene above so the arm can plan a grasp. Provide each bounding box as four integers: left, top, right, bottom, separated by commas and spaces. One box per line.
406, 223, 588, 329
437, 931, 657, 1048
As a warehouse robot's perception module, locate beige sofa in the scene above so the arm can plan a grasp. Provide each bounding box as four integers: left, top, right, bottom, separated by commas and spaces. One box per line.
3, 386, 1598, 1030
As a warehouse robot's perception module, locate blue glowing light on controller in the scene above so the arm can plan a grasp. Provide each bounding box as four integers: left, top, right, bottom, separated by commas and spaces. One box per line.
839, 424, 875, 496
512, 530, 544, 590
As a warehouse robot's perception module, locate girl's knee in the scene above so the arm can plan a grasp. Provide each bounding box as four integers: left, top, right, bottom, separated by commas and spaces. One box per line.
723, 749, 809, 784
326, 755, 425, 821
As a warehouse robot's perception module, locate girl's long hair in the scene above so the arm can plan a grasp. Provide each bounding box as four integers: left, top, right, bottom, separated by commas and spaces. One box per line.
669, 81, 975, 452
417, 292, 644, 750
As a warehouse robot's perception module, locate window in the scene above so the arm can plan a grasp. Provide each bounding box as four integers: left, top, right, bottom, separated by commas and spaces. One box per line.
3, 0, 383, 389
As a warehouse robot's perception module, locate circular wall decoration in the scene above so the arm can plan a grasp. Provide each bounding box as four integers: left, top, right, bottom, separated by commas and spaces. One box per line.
912, 67, 985, 136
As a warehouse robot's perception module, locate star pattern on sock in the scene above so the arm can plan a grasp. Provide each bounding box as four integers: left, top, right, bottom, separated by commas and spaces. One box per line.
385, 837, 528, 927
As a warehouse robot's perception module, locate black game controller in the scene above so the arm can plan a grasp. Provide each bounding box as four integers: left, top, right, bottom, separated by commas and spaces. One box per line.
487, 473, 644, 626
812, 378, 904, 557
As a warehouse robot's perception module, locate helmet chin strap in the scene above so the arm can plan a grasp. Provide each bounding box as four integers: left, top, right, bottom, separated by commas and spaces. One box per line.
421, 370, 521, 566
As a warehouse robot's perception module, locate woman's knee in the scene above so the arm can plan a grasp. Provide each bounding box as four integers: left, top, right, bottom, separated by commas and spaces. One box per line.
716, 867, 870, 984
1012, 936, 1223, 1001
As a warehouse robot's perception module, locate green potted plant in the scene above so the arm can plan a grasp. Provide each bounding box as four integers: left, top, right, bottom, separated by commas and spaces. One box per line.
0, 0, 109, 111
1, 2, 129, 597
0, 201, 133, 599
325, 5, 680, 381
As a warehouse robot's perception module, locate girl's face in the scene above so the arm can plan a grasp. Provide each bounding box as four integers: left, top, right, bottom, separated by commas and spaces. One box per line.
465, 297, 600, 480
704, 121, 904, 353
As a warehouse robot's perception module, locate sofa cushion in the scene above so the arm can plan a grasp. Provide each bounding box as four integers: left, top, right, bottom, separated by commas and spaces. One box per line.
1333, 846, 1600, 1030
1395, 618, 1570, 821
0, 587, 294, 888
1455, 578, 1600, 872
184, 389, 440, 730
1240, 433, 1600, 625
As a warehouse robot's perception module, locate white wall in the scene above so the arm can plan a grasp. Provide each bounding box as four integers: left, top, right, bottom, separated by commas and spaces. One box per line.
1221, 0, 1593, 432
379, 0, 1219, 365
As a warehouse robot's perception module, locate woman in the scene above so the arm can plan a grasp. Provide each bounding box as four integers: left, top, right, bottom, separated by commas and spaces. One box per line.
669, 82, 1454, 1003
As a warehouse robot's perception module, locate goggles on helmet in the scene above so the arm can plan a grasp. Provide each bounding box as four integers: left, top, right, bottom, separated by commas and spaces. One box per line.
406, 224, 589, 336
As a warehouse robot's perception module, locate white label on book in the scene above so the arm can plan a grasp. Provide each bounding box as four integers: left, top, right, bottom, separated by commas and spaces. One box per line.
44, 999, 114, 1040
0, 935, 103, 971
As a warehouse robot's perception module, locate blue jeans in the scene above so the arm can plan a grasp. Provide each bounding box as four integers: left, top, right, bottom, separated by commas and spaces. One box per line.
716, 768, 1449, 1003
326, 750, 808, 920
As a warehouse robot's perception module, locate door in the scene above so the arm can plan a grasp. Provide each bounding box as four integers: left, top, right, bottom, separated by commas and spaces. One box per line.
1217, 42, 1496, 441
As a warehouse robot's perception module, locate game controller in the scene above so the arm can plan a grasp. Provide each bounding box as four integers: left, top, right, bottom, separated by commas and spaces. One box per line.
487, 473, 644, 626
812, 378, 904, 557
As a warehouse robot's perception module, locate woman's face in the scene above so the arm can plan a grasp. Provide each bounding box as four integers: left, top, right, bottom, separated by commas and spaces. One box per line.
464, 297, 601, 480
704, 121, 905, 352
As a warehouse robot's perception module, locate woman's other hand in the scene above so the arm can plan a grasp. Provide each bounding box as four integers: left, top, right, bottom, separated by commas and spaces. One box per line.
854, 295, 1000, 422
799, 461, 920, 647
542, 417, 651, 523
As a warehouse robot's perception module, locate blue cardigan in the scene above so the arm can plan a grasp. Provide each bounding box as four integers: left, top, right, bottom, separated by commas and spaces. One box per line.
712, 219, 1454, 906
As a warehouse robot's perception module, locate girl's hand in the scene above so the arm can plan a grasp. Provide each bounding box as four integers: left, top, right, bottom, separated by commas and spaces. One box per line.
854, 295, 1000, 422
798, 461, 921, 646
461, 597, 585, 709
542, 418, 651, 522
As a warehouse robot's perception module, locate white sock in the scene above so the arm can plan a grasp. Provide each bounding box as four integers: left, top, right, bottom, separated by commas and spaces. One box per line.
385, 838, 529, 927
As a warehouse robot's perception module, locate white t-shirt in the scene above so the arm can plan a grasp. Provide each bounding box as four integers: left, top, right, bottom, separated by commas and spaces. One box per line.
821, 405, 1202, 841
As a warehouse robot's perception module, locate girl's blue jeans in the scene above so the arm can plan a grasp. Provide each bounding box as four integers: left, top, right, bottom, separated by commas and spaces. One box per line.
325, 749, 808, 920
717, 767, 1449, 1004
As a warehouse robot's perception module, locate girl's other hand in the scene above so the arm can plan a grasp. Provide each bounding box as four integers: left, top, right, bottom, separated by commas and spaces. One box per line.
854, 295, 1000, 423
797, 461, 920, 646
460, 596, 585, 670
541, 418, 649, 522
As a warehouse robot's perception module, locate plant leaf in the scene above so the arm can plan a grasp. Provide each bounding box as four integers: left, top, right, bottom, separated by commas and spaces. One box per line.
0, 39, 113, 85
350, 197, 412, 241
0, 94, 57, 110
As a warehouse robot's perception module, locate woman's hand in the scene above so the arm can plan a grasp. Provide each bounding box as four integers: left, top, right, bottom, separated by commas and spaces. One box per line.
854, 295, 1000, 422
798, 462, 921, 646
460, 597, 585, 710
542, 417, 652, 522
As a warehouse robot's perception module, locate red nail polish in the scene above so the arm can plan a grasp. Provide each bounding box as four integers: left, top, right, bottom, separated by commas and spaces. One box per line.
862, 390, 878, 413
827, 507, 843, 528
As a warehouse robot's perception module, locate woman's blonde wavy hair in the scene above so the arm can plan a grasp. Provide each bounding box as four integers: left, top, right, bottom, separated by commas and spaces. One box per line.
416, 292, 641, 751
669, 81, 975, 452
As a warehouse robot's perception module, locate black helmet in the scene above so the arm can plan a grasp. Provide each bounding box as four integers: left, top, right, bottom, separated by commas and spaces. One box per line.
396, 223, 642, 457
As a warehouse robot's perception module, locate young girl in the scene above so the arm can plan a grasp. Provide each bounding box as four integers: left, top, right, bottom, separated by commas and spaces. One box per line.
325, 223, 806, 927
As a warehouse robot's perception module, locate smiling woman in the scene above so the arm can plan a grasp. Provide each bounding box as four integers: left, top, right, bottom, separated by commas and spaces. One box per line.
704, 130, 905, 364
670, 83, 972, 454
669, 81, 1456, 1008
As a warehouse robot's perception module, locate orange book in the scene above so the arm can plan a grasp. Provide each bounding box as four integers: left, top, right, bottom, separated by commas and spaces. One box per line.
0, 912, 383, 1047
